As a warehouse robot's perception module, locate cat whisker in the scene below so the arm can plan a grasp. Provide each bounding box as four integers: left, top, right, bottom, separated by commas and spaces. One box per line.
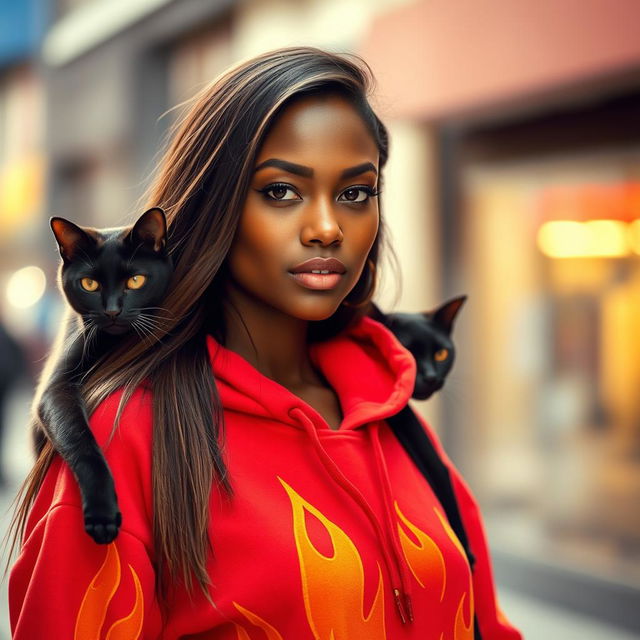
135, 320, 160, 337
129, 321, 147, 343
135, 321, 168, 345
131, 318, 163, 346
136, 314, 173, 336
131, 319, 163, 347
81, 323, 99, 365
136, 313, 169, 330
130, 306, 176, 319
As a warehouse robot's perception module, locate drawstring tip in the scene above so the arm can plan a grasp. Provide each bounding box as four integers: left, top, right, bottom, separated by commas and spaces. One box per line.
405, 593, 414, 622
393, 588, 407, 624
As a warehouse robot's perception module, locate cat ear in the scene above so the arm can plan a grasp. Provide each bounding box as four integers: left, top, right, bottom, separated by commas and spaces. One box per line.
429, 295, 467, 334
50, 217, 94, 262
128, 207, 167, 252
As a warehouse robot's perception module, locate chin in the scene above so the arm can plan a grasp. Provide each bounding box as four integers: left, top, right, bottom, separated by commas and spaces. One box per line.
290, 297, 343, 323
101, 324, 131, 336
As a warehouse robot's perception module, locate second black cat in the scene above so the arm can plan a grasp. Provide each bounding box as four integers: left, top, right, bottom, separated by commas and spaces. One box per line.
34, 207, 172, 543
370, 295, 467, 400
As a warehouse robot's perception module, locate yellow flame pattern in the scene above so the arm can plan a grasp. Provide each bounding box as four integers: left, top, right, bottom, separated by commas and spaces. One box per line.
395, 501, 446, 600
435, 508, 475, 640
395, 503, 475, 640
279, 477, 386, 640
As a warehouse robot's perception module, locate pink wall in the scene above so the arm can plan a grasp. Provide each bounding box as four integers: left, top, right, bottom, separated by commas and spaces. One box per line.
360, 0, 640, 119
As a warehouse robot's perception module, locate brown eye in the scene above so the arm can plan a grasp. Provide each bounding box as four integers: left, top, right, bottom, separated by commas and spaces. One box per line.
342, 188, 364, 202
127, 275, 146, 290
434, 349, 449, 362
338, 186, 377, 203
80, 278, 99, 292
259, 183, 300, 201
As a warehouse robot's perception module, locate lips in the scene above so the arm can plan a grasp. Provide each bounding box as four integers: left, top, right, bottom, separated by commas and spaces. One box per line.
289, 257, 346, 274
288, 257, 346, 291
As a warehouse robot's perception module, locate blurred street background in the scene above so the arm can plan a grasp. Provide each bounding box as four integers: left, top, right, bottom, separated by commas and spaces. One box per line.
1, 0, 640, 637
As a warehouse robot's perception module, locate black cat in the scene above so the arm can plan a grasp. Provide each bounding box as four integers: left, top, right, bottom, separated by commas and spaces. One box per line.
370, 295, 467, 400
34, 207, 172, 544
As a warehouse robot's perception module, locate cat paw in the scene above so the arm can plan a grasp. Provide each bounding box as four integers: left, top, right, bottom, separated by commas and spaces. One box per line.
84, 509, 122, 544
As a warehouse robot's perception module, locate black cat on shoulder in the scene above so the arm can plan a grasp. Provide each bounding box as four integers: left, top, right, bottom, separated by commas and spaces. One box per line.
33, 207, 172, 544
369, 295, 467, 400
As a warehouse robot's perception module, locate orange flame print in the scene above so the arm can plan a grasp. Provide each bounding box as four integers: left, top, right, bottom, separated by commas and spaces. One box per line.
234, 625, 252, 640
232, 602, 284, 640
75, 543, 120, 640
394, 501, 446, 600
434, 508, 467, 561
435, 508, 474, 640
279, 477, 386, 640
453, 590, 474, 640
74, 543, 144, 640
105, 565, 144, 640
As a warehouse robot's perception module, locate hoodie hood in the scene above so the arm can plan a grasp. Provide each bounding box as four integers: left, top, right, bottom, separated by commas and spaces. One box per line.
206, 315, 416, 431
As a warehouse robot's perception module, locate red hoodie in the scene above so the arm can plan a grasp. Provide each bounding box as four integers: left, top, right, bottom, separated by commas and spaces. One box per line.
10, 317, 522, 640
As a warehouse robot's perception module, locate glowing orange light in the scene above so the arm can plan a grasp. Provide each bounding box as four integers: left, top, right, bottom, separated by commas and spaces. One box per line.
537, 182, 640, 258
539, 182, 640, 224
628, 220, 640, 254
537, 220, 630, 258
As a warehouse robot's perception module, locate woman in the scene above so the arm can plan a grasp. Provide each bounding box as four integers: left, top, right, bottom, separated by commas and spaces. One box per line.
9, 47, 522, 639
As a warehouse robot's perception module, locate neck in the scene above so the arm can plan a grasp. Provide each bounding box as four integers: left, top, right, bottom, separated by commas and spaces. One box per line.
219, 281, 318, 389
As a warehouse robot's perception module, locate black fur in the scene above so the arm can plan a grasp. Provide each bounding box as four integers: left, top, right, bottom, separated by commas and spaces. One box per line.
370, 295, 467, 399
36, 207, 172, 543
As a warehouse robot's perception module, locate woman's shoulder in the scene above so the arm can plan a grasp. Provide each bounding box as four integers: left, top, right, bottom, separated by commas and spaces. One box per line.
89, 384, 154, 450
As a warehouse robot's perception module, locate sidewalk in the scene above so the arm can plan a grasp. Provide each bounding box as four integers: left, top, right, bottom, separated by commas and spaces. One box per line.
498, 587, 637, 640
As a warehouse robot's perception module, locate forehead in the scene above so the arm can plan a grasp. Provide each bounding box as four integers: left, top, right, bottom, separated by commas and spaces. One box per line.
257, 94, 379, 161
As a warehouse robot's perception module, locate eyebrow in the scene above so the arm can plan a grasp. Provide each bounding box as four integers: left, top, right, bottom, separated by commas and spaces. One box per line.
254, 158, 378, 179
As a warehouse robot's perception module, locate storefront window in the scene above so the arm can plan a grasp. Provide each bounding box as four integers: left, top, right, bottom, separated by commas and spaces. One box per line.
458, 151, 640, 586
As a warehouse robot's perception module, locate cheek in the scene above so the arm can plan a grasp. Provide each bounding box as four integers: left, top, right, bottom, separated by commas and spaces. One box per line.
347, 211, 379, 266
228, 210, 286, 284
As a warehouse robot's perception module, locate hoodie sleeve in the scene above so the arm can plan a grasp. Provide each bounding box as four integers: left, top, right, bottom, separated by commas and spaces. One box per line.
414, 410, 524, 640
9, 388, 164, 639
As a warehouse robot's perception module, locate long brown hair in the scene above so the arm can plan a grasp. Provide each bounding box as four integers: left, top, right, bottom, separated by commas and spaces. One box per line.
12, 46, 392, 602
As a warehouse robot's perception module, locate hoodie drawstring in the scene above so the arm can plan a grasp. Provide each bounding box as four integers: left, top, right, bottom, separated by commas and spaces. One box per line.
370, 421, 414, 623
289, 407, 414, 625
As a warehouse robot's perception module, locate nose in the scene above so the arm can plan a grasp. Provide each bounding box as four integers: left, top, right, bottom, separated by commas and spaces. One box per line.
103, 295, 122, 319
300, 198, 343, 247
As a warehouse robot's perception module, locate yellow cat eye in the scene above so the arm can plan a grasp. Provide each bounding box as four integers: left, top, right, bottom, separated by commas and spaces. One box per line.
434, 348, 449, 362
80, 277, 100, 292
126, 275, 147, 290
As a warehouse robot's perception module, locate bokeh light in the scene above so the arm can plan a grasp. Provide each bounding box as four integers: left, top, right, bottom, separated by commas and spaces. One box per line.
628, 219, 640, 255
6, 265, 47, 309
537, 220, 630, 258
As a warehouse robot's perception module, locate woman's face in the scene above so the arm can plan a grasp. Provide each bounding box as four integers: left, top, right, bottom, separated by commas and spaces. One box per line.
226, 94, 380, 323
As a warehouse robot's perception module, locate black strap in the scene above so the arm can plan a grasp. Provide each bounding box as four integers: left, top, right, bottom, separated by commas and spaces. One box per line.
387, 404, 482, 639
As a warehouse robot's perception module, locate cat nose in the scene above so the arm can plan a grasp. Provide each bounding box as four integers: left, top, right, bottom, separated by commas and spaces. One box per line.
105, 309, 121, 319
